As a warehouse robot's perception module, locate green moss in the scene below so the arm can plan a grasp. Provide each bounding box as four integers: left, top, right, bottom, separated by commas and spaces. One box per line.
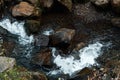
0, 66, 32, 80
0, 66, 48, 80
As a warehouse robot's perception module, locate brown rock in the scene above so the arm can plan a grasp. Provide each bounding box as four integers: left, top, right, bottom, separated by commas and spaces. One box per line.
12, 2, 41, 17
111, 0, 120, 13
50, 28, 75, 46
32, 48, 52, 66
91, 0, 110, 7
111, 18, 120, 28
58, 0, 72, 11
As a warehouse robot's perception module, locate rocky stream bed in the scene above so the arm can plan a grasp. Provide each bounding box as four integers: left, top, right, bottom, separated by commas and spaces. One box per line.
0, 0, 120, 80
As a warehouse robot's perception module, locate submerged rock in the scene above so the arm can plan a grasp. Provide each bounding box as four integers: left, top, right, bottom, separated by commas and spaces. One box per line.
0, 56, 16, 72
25, 20, 41, 34
111, 0, 120, 13
32, 48, 52, 67
111, 18, 120, 28
50, 28, 75, 46
91, 0, 110, 7
12, 2, 41, 17
34, 34, 49, 47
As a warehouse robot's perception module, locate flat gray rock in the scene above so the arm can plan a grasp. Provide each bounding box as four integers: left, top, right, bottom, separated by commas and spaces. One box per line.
0, 56, 16, 72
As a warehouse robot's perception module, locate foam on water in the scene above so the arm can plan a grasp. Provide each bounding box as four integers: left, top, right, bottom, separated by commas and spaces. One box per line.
43, 29, 54, 36
0, 19, 34, 45
49, 42, 103, 76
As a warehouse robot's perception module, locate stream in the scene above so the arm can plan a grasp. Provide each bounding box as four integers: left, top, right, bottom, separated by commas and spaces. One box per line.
0, 13, 119, 80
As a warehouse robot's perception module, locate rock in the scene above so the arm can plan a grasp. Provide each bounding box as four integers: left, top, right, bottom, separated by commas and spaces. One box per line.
50, 28, 75, 46
12, 2, 41, 17
40, 0, 54, 8
0, 56, 16, 72
32, 48, 52, 67
111, 18, 120, 28
111, 0, 120, 13
58, 0, 72, 11
34, 34, 49, 47
70, 68, 93, 80
72, 2, 109, 23
2, 41, 15, 56
25, 20, 41, 34
91, 0, 110, 7
32, 72, 47, 80
74, 42, 85, 51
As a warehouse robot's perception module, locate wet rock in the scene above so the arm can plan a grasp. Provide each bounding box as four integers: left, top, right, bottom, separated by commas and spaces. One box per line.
32, 72, 47, 80
2, 41, 15, 56
70, 68, 93, 80
58, 0, 72, 11
72, 2, 109, 23
25, 20, 41, 34
32, 48, 52, 67
74, 42, 85, 51
0, 56, 16, 72
111, 18, 120, 28
91, 0, 110, 7
34, 34, 49, 47
50, 28, 75, 46
111, 0, 120, 13
40, 0, 53, 8
12, 2, 41, 17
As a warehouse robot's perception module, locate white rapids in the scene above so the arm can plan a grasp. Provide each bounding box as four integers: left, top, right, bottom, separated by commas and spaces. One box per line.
49, 42, 103, 76
0, 19, 34, 45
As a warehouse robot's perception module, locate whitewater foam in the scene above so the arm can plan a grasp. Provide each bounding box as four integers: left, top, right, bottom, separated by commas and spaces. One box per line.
49, 42, 103, 76
0, 19, 34, 45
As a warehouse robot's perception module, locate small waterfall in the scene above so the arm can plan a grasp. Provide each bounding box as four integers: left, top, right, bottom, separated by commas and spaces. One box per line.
49, 42, 103, 76
0, 18, 34, 59
0, 19, 34, 45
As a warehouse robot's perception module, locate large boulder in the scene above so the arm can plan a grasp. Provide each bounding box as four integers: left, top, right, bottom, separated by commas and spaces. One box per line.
111, 0, 120, 13
91, 0, 110, 7
12, 2, 41, 17
0, 56, 16, 72
50, 28, 75, 46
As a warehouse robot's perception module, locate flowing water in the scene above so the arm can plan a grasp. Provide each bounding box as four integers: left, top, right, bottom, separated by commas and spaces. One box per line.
0, 16, 119, 79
